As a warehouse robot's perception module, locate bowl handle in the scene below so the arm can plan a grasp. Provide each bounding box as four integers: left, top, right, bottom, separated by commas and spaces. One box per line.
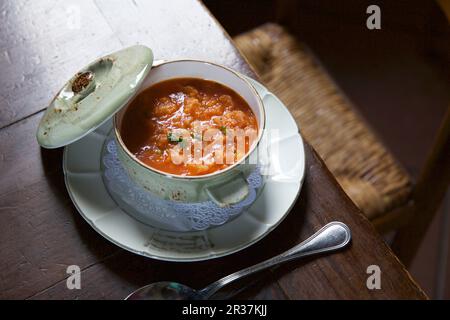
205, 173, 250, 207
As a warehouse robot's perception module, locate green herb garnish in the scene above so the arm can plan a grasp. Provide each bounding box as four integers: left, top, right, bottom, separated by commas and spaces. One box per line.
167, 132, 183, 143
220, 126, 227, 135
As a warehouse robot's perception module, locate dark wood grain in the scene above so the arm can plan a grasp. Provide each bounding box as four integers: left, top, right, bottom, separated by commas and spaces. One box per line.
0, 0, 426, 300
0, 114, 119, 299
0, 0, 123, 129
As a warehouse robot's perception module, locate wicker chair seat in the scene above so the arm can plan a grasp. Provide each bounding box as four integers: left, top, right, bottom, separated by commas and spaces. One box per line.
234, 24, 412, 219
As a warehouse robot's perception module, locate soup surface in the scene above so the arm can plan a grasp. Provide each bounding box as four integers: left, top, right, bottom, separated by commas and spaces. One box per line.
120, 78, 258, 176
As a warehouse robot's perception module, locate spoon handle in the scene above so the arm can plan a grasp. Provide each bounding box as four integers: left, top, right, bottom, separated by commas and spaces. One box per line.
199, 221, 351, 299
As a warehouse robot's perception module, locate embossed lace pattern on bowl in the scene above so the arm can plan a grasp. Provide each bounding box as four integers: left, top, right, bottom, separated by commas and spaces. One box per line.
102, 138, 264, 231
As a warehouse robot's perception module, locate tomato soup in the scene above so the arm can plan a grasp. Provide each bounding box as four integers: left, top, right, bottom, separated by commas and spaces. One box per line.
120, 78, 258, 176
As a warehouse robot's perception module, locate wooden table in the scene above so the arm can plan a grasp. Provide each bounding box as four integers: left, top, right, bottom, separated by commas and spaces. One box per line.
0, 0, 427, 300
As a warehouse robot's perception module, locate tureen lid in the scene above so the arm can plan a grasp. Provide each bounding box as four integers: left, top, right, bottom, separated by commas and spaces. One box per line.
36, 45, 154, 149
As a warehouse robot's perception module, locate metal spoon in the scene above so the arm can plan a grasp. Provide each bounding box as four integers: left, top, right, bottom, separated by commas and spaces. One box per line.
126, 221, 351, 300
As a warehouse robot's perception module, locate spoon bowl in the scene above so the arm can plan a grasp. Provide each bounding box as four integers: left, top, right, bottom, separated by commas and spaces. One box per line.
126, 282, 201, 300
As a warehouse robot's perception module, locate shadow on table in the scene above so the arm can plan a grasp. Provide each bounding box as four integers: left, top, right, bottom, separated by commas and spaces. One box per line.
40, 147, 118, 260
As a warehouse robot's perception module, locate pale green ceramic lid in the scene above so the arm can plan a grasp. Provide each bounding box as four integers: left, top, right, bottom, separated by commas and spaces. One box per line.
37, 45, 154, 149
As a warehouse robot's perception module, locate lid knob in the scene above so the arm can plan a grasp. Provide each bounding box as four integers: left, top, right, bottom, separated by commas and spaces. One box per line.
72, 71, 95, 94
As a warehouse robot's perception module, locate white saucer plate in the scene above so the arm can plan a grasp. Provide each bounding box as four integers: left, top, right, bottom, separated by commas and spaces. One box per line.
63, 77, 305, 262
